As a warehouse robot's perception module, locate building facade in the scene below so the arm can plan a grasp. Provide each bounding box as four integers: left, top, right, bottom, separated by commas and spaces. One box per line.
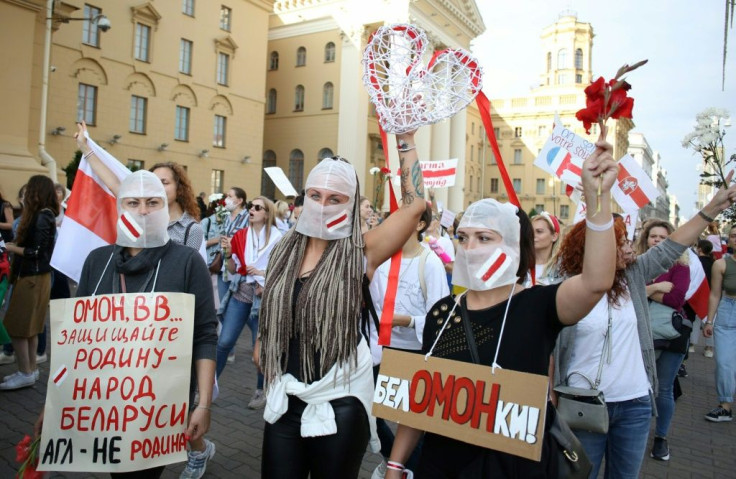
0, 0, 273, 203
627, 132, 657, 220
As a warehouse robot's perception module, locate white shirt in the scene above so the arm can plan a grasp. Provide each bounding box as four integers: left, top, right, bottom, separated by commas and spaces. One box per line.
567, 294, 650, 402
368, 248, 450, 365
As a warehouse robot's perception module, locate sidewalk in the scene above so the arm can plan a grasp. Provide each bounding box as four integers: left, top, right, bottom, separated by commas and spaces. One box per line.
0, 336, 733, 478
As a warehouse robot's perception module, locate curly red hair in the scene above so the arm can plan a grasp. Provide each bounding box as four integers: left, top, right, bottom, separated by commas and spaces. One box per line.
556, 217, 629, 305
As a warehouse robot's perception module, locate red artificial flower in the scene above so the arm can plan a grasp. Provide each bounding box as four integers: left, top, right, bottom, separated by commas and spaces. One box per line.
584, 76, 606, 99
15, 436, 31, 463
380, 167, 391, 175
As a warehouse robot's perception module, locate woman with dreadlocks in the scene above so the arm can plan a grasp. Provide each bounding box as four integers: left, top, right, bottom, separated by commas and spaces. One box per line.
255, 130, 427, 478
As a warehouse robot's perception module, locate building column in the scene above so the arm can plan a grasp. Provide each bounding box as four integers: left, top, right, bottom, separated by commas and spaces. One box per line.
429, 119, 450, 211
448, 112, 467, 211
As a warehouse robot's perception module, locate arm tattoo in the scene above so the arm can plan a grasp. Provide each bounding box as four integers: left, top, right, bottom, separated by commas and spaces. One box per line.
411, 161, 425, 199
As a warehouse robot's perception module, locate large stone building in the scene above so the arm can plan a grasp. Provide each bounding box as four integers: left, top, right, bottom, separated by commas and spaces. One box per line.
0, 0, 273, 202
262, 0, 485, 212
481, 14, 632, 222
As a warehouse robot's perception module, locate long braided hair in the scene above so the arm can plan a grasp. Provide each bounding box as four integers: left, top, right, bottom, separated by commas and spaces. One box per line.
259, 169, 365, 384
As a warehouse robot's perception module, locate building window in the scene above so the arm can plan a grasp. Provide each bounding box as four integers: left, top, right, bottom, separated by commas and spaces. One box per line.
324, 42, 335, 62
470, 145, 474, 163
557, 49, 567, 69
267, 89, 277, 114
477, 177, 481, 194
175, 106, 190, 141
296, 47, 306, 67
490, 178, 499, 193
512, 178, 522, 193
179, 39, 193, 74
213, 115, 226, 147
560, 205, 570, 219
219, 6, 232, 31
493, 127, 500, 139
546, 52, 551, 72
575, 74, 582, 84
127, 159, 144, 171
575, 48, 583, 69
535, 204, 545, 213
289, 149, 304, 191
469, 175, 473, 192
536, 179, 545, 195
294, 85, 305, 111
471, 122, 475, 135
514, 127, 522, 138
211, 169, 224, 194
129, 95, 147, 133
322, 82, 333, 109
560, 182, 567, 194
269, 51, 279, 70
261, 150, 276, 198
538, 125, 547, 137
182, 0, 194, 16
134, 23, 151, 62
77, 83, 97, 125
217, 52, 229, 85
556, 73, 567, 85
513, 149, 522, 164
83, 4, 101, 47
318, 148, 333, 160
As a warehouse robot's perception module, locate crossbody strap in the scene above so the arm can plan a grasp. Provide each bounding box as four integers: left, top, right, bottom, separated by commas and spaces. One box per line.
593, 303, 613, 389
459, 295, 481, 364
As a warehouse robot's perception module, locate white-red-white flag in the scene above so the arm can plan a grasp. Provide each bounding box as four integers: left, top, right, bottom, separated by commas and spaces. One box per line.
612, 154, 660, 212
686, 249, 710, 319
50, 135, 130, 281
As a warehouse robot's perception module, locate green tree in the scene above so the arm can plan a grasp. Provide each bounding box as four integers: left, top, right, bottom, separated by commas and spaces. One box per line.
62, 150, 82, 189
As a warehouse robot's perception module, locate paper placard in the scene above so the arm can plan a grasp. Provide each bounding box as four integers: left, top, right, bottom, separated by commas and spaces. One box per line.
534, 124, 596, 189
373, 349, 549, 461
439, 209, 456, 229
620, 210, 638, 241
39, 293, 195, 473
264, 167, 298, 197
420, 159, 458, 188
612, 154, 660, 212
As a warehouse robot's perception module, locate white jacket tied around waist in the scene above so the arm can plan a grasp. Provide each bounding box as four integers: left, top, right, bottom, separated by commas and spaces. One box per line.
263, 338, 380, 453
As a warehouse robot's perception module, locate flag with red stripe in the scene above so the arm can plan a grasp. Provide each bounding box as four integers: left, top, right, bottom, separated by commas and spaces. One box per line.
51, 135, 131, 281
419, 159, 458, 188
612, 154, 659, 212
686, 249, 710, 319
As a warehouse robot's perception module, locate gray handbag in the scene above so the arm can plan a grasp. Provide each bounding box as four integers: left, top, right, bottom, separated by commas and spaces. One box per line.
554, 305, 611, 434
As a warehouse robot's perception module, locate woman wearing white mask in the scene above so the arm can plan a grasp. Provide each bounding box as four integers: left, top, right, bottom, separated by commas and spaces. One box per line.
216, 187, 249, 301
386, 140, 619, 478
35, 171, 219, 479
255, 129, 427, 478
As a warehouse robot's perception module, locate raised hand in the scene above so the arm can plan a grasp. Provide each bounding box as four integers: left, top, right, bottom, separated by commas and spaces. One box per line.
74, 121, 91, 154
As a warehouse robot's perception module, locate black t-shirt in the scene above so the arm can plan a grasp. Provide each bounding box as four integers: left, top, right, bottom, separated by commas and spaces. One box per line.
417, 284, 563, 478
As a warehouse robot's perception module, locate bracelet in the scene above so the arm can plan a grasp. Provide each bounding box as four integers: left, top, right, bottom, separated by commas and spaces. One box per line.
196, 405, 211, 410
408, 317, 415, 328
698, 210, 715, 223
387, 461, 405, 472
585, 217, 614, 232
397, 140, 416, 153
82, 150, 95, 160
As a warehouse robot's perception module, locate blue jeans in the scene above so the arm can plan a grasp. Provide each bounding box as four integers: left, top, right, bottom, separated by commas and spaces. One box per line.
575, 395, 652, 479
655, 350, 686, 437
217, 273, 230, 304
715, 296, 736, 403
216, 297, 252, 378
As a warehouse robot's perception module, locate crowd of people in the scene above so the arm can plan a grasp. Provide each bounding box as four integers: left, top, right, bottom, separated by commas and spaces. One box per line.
1, 119, 736, 479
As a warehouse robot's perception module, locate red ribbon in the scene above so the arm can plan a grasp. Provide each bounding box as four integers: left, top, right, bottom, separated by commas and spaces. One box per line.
377, 120, 401, 346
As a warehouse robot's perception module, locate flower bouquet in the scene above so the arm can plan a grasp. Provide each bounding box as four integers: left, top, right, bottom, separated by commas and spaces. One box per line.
15, 435, 42, 479
682, 107, 733, 189
370, 166, 393, 211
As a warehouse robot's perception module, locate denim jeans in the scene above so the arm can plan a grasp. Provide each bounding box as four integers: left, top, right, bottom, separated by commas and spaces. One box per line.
216, 296, 252, 378
575, 395, 652, 479
715, 296, 736, 403
249, 295, 264, 390
217, 273, 230, 304
655, 350, 686, 437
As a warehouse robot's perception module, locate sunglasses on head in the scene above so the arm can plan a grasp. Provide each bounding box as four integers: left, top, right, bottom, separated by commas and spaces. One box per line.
250, 204, 266, 212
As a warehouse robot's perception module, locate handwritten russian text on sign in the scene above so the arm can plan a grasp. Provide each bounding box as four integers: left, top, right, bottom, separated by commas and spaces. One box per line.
264, 167, 299, 197
373, 349, 549, 461
420, 159, 458, 188
39, 293, 195, 473
439, 209, 456, 230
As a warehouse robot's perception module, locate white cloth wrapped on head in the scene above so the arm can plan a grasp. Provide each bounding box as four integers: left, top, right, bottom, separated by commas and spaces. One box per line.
116, 170, 170, 248
452, 198, 521, 290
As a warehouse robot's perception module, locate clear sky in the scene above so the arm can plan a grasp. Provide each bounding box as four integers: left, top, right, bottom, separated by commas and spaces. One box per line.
471, 0, 735, 217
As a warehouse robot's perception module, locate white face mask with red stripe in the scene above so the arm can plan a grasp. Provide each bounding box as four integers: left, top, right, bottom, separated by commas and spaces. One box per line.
115, 171, 170, 248
295, 199, 353, 240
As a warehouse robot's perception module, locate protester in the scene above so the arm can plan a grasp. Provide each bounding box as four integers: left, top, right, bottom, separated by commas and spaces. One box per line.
0, 175, 58, 390
197, 192, 208, 219
706, 221, 724, 259
217, 187, 249, 302
703, 224, 736, 423
0, 189, 13, 242
422, 212, 455, 288
530, 211, 562, 285
201, 197, 225, 307
693, 239, 716, 357
256, 125, 427, 477
219, 196, 282, 410
360, 196, 378, 234
34, 170, 218, 478
274, 200, 291, 234
366, 203, 449, 477
386, 138, 619, 478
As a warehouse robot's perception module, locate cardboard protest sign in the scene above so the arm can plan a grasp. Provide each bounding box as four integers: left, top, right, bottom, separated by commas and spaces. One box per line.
39, 293, 195, 473
420, 159, 457, 188
264, 167, 299, 197
373, 349, 549, 461
439, 209, 456, 229
612, 154, 660, 212
534, 123, 596, 189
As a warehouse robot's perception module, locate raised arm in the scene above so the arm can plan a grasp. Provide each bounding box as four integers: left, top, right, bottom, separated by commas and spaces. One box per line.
364, 130, 426, 273
74, 122, 122, 197
671, 171, 736, 247
556, 138, 618, 325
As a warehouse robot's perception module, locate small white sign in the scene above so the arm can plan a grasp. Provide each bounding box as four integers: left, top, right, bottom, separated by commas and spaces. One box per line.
439, 209, 456, 229
264, 167, 298, 197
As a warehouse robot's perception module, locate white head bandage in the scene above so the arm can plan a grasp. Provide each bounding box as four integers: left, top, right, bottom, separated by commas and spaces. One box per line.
116, 170, 170, 248
452, 199, 521, 290
295, 158, 358, 240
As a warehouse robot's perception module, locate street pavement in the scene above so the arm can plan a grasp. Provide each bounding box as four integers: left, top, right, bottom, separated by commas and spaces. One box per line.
1, 331, 735, 478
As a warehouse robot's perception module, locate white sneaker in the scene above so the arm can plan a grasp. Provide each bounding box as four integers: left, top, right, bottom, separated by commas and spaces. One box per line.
688, 345, 696, 353
0, 372, 36, 390
372, 460, 388, 479
36, 353, 48, 364
180, 438, 215, 479
0, 352, 15, 365
227, 352, 235, 364
3, 370, 39, 382
704, 347, 714, 358
248, 389, 266, 409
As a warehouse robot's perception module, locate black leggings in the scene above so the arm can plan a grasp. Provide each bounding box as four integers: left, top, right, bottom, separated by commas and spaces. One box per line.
262, 395, 370, 478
